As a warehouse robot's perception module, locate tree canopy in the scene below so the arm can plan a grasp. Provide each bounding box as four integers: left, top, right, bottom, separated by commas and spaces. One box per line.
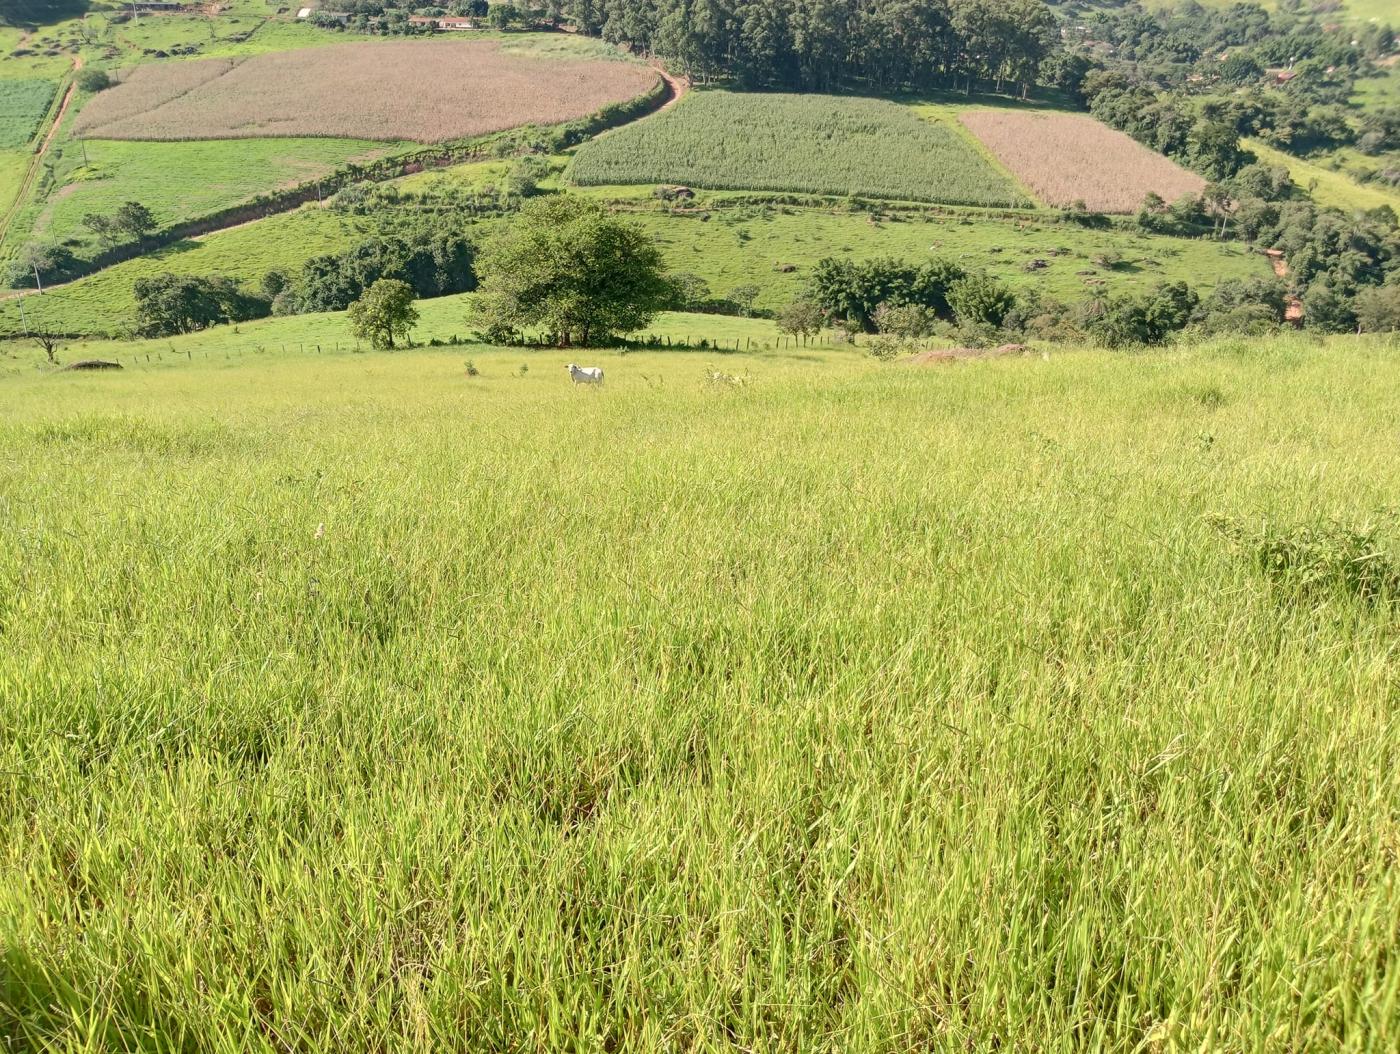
347, 278, 420, 350
473, 197, 675, 346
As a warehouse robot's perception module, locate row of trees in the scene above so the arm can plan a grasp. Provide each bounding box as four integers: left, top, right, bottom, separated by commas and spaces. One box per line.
321, 0, 1061, 95
787, 250, 1400, 348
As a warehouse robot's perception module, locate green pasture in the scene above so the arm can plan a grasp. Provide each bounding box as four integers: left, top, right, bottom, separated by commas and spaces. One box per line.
20, 135, 407, 252
0, 302, 821, 374
0, 148, 29, 216
0, 77, 55, 148
1, 332, 1398, 1049
624, 203, 1270, 312
1245, 138, 1400, 215
0, 190, 1274, 336
0, 205, 383, 334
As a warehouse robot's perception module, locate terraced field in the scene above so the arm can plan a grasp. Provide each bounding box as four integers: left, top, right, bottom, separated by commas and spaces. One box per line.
570, 91, 1031, 207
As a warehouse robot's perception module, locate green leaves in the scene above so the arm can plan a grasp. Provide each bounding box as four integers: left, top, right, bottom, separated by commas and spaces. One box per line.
474, 197, 676, 346
346, 278, 419, 351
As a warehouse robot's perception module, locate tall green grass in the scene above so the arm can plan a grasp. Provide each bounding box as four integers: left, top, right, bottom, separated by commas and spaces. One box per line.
0, 78, 56, 149
2, 335, 1398, 1050
23, 137, 407, 252
570, 91, 1031, 207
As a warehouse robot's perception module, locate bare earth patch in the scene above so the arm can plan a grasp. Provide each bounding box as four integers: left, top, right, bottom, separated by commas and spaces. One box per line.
74, 41, 658, 143
959, 110, 1205, 213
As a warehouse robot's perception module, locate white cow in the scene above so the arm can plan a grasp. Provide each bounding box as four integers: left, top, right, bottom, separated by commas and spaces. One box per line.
567, 363, 604, 385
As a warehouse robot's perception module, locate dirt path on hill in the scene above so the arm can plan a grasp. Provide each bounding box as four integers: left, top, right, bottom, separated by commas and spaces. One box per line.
1267, 249, 1304, 324
650, 62, 689, 113
0, 55, 83, 254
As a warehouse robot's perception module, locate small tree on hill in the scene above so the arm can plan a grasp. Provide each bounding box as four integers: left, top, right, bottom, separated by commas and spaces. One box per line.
33, 329, 62, 365
473, 197, 675, 346
776, 300, 824, 340
114, 201, 157, 245
348, 279, 419, 350
82, 212, 119, 247
728, 284, 760, 317
75, 68, 112, 93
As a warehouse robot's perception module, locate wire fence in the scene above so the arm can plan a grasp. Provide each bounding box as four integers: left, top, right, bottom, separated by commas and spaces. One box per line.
1, 329, 845, 376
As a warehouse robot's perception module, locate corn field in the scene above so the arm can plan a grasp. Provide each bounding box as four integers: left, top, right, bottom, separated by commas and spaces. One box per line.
571, 91, 1032, 208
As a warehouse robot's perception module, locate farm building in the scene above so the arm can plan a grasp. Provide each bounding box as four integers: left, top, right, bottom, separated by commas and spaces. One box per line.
408, 15, 479, 30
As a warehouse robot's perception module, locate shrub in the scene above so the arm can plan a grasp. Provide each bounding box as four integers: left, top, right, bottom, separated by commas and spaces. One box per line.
1354, 283, 1400, 333
807, 256, 966, 333
75, 68, 112, 93
947, 274, 1016, 329
1211, 516, 1400, 606
776, 300, 824, 339
873, 303, 937, 339
133, 274, 270, 337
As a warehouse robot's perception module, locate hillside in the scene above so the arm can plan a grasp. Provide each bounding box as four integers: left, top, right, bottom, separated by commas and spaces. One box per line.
3, 2, 1400, 1050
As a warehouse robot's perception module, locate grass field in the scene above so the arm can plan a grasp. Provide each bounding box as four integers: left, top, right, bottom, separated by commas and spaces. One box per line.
0, 205, 387, 334
24, 136, 407, 251
1245, 138, 1400, 215
0, 148, 28, 217
0, 304, 827, 376
0, 194, 1274, 335
2, 333, 1399, 1049
623, 203, 1270, 312
0, 77, 56, 149
570, 91, 1031, 208
74, 40, 656, 143
960, 110, 1205, 213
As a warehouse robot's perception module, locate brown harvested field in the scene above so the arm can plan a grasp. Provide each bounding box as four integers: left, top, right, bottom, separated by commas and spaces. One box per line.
958, 110, 1205, 213
73, 41, 658, 143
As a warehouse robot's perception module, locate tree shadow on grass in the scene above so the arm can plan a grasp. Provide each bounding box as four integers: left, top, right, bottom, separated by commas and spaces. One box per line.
4, 1, 90, 30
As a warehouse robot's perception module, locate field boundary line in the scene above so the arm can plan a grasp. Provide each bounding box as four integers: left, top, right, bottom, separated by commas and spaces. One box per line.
79, 55, 248, 140
943, 106, 1045, 210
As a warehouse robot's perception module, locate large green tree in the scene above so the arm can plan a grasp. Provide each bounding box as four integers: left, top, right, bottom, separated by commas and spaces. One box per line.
347, 279, 419, 350
473, 197, 675, 346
